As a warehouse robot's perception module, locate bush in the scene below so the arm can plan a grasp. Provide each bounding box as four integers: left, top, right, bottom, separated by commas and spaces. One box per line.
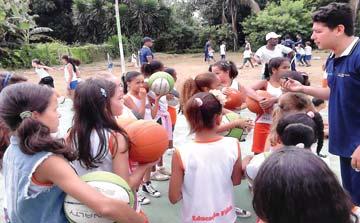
242, 0, 312, 50
0, 42, 111, 69
106, 34, 143, 57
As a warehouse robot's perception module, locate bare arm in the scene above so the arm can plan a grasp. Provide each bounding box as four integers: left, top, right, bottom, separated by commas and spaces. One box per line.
123, 94, 146, 119
168, 150, 184, 204
231, 143, 243, 186
36, 155, 144, 223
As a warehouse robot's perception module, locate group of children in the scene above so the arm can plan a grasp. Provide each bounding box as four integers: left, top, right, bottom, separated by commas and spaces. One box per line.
0, 55, 358, 223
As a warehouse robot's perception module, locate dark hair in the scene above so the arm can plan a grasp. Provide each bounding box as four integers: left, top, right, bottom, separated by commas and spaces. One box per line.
0, 83, 75, 161
312, 3, 354, 36
312, 97, 325, 107
184, 92, 222, 133
140, 60, 164, 77
68, 78, 129, 169
276, 113, 324, 152
212, 60, 238, 79
62, 55, 81, 72
282, 71, 310, 86
164, 67, 177, 81
180, 72, 218, 112
32, 59, 45, 66
253, 148, 354, 223
0, 72, 27, 92
121, 71, 143, 94
264, 57, 289, 80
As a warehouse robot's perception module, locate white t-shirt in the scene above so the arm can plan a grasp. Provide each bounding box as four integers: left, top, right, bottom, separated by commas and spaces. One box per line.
243, 50, 252, 59
305, 46, 312, 55
35, 68, 50, 79
255, 44, 292, 75
220, 44, 226, 55
296, 47, 305, 55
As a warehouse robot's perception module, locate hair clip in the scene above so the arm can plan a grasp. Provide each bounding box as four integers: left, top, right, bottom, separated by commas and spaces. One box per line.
307, 111, 315, 118
194, 98, 203, 107
100, 88, 107, 98
20, 111, 32, 120
295, 143, 305, 149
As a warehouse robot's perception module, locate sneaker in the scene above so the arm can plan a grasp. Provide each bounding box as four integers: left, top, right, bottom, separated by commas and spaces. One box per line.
142, 182, 161, 198
157, 166, 171, 176
150, 170, 170, 181
235, 207, 251, 218
137, 191, 151, 205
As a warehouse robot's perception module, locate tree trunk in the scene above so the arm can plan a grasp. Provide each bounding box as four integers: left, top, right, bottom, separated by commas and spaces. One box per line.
221, 1, 227, 24
229, 0, 238, 51
349, 0, 359, 22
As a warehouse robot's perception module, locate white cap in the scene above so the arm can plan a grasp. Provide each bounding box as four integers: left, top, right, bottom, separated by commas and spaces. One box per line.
266, 32, 281, 41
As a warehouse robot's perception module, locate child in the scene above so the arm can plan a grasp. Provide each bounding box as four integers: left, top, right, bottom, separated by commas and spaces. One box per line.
246, 112, 324, 187
164, 67, 180, 153
208, 47, 216, 62
31, 59, 55, 88
211, 60, 260, 113
169, 92, 243, 223
249, 57, 290, 154
0, 83, 144, 223
253, 148, 359, 223
141, 60, 164, 78
295, 44, 307, 66
220, 41, 226, 60
122, 71, 163, 204
131, 53, 138, 68
305, 41, 312, 66
240, 46, 254, 69
312, 97, 329, 142
61, 55, 80, 98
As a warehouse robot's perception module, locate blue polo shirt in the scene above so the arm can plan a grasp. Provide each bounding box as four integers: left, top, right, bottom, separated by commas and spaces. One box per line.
326, 37, 360, 157
139, 46, 153, 65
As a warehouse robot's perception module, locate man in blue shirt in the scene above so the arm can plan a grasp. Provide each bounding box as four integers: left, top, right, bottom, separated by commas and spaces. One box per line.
283, 3, 360, 205
139, 37, 154, 65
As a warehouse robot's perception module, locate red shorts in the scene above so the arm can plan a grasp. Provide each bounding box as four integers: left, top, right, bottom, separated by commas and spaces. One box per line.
167, 106, 177, 126
252, 123, 271, 153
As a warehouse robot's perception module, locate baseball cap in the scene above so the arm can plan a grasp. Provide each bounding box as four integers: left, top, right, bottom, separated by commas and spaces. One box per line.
266, 32, 281, 41
143, 37, 153, 43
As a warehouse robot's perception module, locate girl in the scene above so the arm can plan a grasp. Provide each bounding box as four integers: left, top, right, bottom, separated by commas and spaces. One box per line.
61, 55, 80, 98
253, 148, 359, 223
210, 60, 261, 113
249, 57, 290, 154
141, 60, 164, 78
180, 72, 253, 135
169, 92, 243, 223
246, 112, 324, 185
67, 78, 153, 188
0, 83, 144, 223
31, 59, 55, 88
122, 71, 163, 203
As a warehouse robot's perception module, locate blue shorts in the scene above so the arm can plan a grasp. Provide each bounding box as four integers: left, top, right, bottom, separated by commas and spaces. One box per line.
305, 55, 312, 61
69, 80, 78, 90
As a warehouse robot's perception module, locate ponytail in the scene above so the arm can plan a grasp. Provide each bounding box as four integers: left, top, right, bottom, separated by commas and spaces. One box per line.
264, 63, 270, 80
312, 112, 324, 155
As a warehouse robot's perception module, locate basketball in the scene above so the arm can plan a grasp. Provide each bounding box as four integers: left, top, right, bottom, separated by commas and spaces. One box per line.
246, 90, 272, 114
224, 88, 246, 110
221, 112, 248, 141
64, 171, 135, 223
124, 120, 168, 164
148, 71, 175, 95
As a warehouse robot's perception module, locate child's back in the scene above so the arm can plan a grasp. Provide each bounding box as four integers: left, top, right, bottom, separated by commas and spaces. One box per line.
176, 137, 238, 223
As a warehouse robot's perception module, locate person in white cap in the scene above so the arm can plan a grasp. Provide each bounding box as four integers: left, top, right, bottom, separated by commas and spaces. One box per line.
254, 32, 294, 78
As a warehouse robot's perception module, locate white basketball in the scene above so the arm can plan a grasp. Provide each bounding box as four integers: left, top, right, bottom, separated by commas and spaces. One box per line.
64, 171, 135, 223
150, 78, 171, 95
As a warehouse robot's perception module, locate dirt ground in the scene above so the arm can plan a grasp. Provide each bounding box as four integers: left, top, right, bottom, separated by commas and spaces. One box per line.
2, 51, 329, 94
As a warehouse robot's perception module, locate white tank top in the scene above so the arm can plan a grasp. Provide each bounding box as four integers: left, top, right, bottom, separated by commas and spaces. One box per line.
256, 82, 282, 124
128, 94, 152, 120
176, 137, 238, 223
72, 129, 113, 176
35, 68, 50, 79
229, 80, 239, 90
64, 63, 78, 82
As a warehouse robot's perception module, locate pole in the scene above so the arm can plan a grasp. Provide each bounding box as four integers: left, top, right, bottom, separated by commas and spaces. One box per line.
115, 0, 126, 76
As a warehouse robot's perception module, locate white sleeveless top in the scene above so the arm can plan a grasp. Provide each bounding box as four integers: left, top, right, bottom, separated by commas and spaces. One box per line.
256, 82, 282, 124
35, 68, 50, 79
176, 137, 239, 223
64, 63, 78, 82
229, 80, 239, 90
72, 129, 114, 176
128, 94, 152, 120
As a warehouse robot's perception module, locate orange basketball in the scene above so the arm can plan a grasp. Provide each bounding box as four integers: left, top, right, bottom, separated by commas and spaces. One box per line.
124, 120, 168, 164
116, 117, 136, 128
246, 90, 272, 114
224, 88, 246, 110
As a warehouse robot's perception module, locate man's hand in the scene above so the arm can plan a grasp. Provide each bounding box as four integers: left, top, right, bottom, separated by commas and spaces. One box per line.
351, 145, 360, 171
281, 78, 304, 93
